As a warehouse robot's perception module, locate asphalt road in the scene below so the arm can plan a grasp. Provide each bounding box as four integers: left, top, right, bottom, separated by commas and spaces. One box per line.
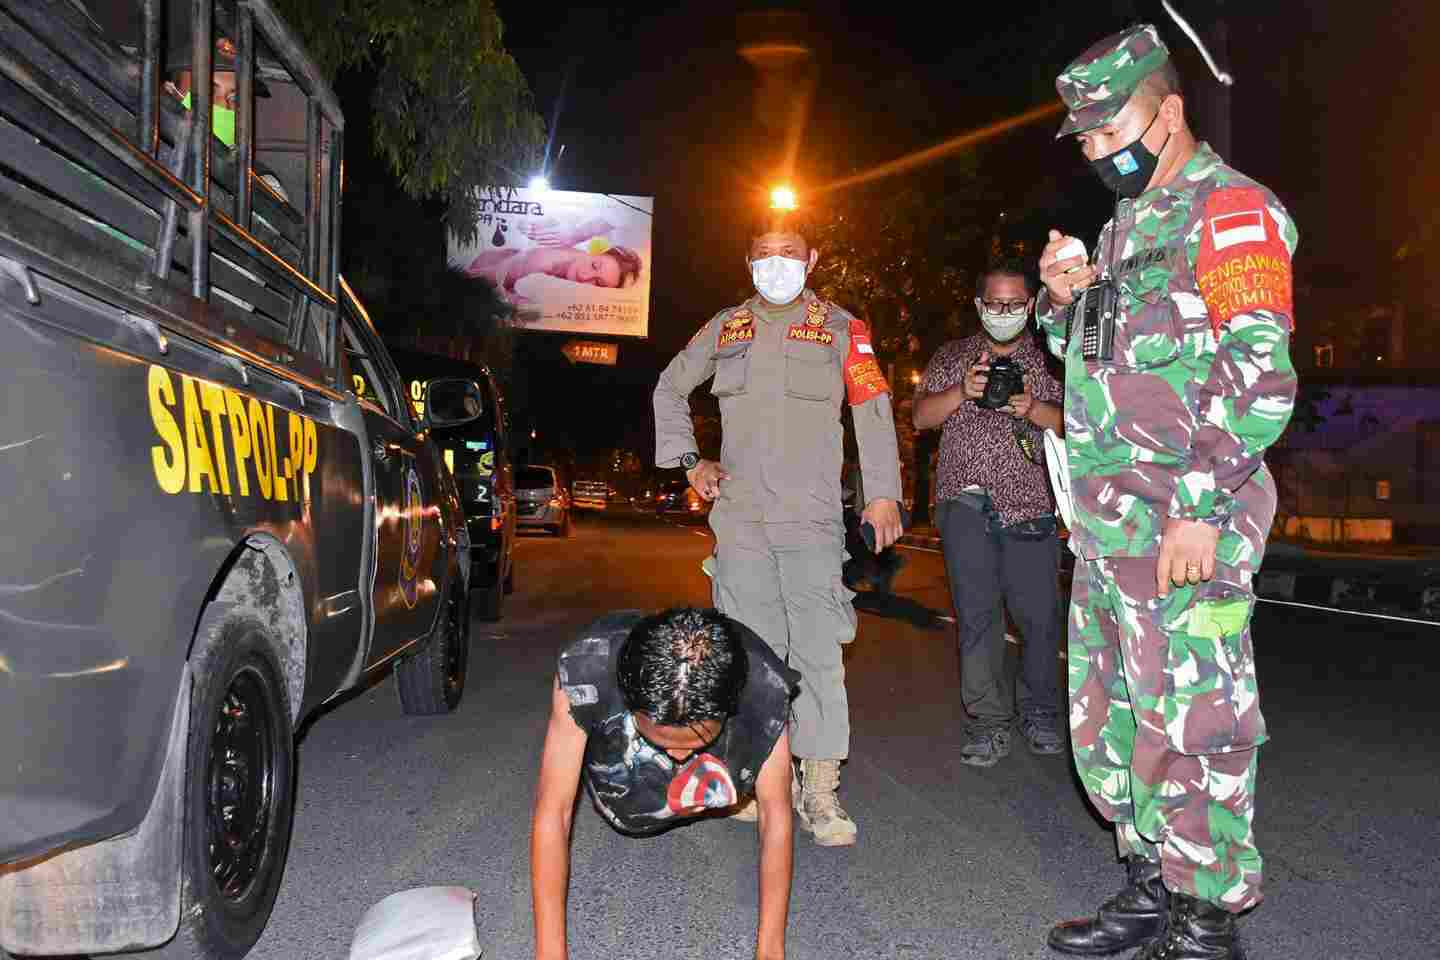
249, 509, 1437, 960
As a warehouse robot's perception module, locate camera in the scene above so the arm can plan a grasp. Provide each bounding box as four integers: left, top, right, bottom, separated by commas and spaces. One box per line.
976, 356, 1025, 410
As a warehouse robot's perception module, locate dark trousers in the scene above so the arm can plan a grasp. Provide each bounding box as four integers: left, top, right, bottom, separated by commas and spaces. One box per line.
842, 503, 902, 591
936, 495, 1063, 723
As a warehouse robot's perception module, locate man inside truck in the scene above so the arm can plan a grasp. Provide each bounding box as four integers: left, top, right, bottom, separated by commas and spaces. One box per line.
164, 27, 293, 315
163, 31, 291, 203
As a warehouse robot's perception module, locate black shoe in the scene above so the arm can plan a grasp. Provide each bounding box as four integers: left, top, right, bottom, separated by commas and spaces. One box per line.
1048, 858, 1169, 956
1132, 894, 1242, 960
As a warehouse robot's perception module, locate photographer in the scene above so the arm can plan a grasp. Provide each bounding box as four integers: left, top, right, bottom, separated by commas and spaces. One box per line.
913, 261, 1065, 766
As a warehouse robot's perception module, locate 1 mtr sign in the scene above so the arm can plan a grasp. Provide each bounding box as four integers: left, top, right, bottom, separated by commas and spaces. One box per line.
561, 340, 619, 366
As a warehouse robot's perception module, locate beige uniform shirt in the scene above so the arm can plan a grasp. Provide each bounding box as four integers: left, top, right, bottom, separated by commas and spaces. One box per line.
654, 290, 902, 523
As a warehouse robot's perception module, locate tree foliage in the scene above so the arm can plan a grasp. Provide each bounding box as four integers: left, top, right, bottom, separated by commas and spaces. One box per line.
807, 169, 999, 357
382, 261, 518, 373
274, 0, 545, 239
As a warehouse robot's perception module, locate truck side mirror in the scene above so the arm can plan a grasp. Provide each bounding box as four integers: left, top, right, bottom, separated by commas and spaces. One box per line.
424, 378, 483, 429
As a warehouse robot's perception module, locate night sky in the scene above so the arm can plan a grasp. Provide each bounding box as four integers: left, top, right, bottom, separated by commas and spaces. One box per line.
395, 0, 1436, 463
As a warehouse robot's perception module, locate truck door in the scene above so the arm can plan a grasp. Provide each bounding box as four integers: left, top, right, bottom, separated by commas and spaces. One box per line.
339, 306, 443, 662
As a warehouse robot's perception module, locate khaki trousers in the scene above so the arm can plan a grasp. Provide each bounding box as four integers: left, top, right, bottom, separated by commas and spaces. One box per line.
709, 511, 857, 760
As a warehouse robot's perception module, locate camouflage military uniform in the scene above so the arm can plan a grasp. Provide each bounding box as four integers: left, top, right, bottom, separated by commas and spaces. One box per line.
654, 290, 901, 762
1038, 26, 1298, 913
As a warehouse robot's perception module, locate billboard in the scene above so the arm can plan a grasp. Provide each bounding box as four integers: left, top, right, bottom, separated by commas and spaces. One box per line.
449, 186, 653, 338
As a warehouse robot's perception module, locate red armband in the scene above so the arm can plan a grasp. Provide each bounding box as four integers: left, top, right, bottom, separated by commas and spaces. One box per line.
1194, 187, 1294, 337
843, 319, 890, 405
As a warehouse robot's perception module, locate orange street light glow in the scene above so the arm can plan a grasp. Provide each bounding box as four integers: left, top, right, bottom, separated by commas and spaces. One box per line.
770, 185, 798, 210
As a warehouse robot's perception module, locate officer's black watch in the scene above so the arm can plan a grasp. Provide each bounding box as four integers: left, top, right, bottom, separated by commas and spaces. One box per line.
679, 452, 699, 471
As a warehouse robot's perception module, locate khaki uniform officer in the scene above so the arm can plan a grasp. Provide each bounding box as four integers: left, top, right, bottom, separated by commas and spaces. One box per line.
653, 210, 903, 845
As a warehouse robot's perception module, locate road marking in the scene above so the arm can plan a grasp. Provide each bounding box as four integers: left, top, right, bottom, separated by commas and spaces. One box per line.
898, 543, 941, 555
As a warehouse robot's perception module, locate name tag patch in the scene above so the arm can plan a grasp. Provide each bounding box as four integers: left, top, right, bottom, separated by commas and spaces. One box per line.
787, 325, 834, 345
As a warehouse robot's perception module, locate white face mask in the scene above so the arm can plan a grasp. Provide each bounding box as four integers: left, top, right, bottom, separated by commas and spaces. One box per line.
975, 299, 1029, 343
751, 255, 808, 305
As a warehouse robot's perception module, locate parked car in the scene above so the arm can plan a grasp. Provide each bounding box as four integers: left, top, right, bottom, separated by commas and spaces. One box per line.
0, 3, 477, 957
655, 477, 712, 521
517, 465, 572, 535
387, 347, 517, 621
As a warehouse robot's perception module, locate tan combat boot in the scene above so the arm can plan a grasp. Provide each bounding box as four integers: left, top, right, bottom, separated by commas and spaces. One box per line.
795, 759, 857, 846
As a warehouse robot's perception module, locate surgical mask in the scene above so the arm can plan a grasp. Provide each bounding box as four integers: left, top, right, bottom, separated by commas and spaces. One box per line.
977, 303, 1029, 343
1088, 109, 1171, 199
181, 91, 236, 149
750, 255, 808, 305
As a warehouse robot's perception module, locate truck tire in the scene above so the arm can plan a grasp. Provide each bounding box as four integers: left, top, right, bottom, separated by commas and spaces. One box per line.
395, 588, 470, 714
160, 614, 295, 959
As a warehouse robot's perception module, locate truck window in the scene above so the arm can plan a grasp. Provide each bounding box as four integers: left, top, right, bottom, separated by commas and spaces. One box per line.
0, 0, 343, 382
341, 318, 400, 420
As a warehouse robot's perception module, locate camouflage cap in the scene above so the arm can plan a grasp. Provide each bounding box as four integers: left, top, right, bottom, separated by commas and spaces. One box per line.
1054, 23, 1169, 139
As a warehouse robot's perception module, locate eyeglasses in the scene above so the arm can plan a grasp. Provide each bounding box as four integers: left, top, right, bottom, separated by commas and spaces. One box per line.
981, 299, 1031, 316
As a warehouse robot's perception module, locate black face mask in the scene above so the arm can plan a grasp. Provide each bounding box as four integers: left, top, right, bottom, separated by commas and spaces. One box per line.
1088, 109, 1171, 199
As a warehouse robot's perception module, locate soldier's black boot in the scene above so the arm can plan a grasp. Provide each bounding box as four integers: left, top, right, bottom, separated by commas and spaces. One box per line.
1131, 894, 1243, 960
1048, 858, 1169, 955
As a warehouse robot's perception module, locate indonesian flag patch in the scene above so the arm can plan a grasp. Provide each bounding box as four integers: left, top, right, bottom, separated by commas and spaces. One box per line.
843, 318, 890, 405
1194, 187, 1293, 336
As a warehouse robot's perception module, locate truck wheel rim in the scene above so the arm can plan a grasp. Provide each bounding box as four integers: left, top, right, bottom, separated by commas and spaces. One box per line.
206, 666, 275, 902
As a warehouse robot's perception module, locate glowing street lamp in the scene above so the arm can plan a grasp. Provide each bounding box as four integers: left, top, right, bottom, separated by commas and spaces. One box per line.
770, 184, 798, 211
529, 175, 550, 193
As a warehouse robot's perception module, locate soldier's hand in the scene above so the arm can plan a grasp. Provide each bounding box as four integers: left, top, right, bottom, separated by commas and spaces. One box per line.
963, 351, 991, 401
1040, 229, 1097, 307
686, 459, 728, 501
862, 498, 903, 552
1157, 518, 1219, 596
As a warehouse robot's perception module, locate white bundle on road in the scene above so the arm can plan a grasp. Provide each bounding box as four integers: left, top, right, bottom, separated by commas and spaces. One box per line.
349, 887, 482, 960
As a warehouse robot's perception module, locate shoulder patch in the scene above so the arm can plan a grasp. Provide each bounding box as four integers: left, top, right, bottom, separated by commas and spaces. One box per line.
843, 318, 890, 405
1194, 187, 1294, 335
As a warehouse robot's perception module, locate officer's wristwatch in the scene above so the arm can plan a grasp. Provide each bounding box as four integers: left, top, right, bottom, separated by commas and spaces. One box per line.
679, 452, 699, 471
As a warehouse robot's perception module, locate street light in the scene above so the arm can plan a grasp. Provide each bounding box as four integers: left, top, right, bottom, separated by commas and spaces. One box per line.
770, 184, 797, 211
529, 175, 550, 193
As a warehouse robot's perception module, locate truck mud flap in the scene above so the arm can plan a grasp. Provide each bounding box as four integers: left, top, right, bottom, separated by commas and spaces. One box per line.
0, 664, 188, 954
